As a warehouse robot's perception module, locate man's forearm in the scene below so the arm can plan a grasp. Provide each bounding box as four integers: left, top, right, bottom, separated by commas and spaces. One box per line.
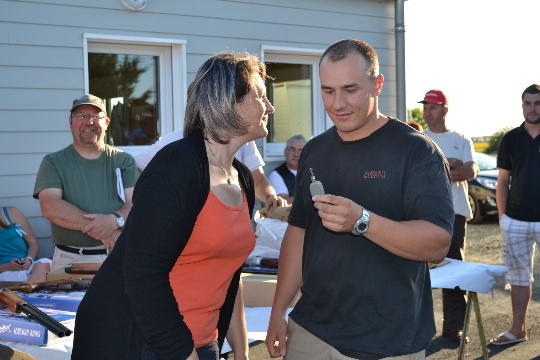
271, 225, 304, 315
496, 175, 509, 218
41, 198, 90, 231
252, 167, 276, 201
450, 161, 478, 182
113, 187, 134, 219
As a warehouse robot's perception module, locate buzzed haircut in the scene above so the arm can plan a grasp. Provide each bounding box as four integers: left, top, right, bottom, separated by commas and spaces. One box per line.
319, 39, 379, 79
522, 84, 540, 100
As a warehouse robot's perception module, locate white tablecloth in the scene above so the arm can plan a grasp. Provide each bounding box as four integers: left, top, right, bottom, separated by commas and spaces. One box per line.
0, 259, 507, 359
430, 258, 507, 293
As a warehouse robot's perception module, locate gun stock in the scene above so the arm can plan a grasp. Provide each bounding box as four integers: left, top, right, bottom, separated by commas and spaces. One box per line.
0, 289, 72, 337
65, 263, 102, 274
0, 278, 92, 293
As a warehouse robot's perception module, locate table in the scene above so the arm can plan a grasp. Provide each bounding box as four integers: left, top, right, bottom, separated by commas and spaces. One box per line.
0, 259, 507, 360
430, 259, 508, 359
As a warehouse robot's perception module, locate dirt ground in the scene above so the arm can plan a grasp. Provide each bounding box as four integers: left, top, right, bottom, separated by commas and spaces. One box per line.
227, 218, 540, 360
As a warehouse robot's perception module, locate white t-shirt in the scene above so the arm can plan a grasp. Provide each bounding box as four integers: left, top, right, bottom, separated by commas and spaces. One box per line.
268, 166, 297, 196
134, 129, 265, 172
423, 129, 476, 218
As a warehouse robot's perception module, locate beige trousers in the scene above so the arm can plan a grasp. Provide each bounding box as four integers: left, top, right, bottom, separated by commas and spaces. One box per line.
284, 318, 425, 360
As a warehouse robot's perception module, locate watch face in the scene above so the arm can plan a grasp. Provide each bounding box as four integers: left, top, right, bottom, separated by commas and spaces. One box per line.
358, 223, 367, 232
117, 217, 125, 227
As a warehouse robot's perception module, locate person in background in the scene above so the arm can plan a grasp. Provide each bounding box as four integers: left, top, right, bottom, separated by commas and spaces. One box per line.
268, 135, 306, 204
490, 84, 540, 346
135, 130, 286, 210
420, 89, 479, 343
73, 51, 275, 360
406, 120, 423, 131
266, 39, 453, 360
0, 206, 51, 281
33, 94, 139, 272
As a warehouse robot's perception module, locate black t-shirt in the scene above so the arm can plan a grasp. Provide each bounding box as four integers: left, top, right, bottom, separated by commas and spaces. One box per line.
288, 119, 454, 359
497, 123, 540, 222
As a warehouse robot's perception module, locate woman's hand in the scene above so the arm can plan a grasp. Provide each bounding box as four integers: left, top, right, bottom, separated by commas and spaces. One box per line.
4, 258, 30, 271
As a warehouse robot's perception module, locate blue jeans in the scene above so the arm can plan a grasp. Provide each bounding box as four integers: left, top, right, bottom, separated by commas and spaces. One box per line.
141, 340, 219, 360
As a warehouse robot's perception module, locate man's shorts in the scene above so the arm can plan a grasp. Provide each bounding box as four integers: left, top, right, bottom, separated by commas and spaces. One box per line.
285, 318, 425, 360
500, 214, 540, 286
51, 246, 107, 273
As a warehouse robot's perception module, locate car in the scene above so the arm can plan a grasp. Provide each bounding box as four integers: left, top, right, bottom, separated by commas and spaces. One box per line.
467, 152, 498, 224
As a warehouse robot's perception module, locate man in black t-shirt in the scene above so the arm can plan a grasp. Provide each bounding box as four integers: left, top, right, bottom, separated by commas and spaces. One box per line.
490, 84, 540, 346
266, 39, 454, 360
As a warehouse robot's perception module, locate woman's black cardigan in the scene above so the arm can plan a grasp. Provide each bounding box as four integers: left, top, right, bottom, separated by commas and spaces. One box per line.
72, 132, 255, 360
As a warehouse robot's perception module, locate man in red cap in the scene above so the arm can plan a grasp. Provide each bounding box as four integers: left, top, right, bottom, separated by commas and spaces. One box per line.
420, 89, 479, 343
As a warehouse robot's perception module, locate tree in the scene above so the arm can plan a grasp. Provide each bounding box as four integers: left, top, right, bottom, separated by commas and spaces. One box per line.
485, 126, 513, 155
409, 108, 427, 130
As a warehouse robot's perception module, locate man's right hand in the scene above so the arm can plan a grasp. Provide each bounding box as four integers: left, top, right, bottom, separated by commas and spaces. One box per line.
264, 195, 288, 210
265, 313, 288, 358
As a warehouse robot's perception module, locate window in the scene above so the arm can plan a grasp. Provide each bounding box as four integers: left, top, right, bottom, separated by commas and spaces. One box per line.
262, 48, 324, 160
84, 34, 186, 154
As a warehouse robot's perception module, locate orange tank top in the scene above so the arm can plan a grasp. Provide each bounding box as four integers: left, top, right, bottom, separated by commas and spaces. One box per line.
169, 190, 255, 348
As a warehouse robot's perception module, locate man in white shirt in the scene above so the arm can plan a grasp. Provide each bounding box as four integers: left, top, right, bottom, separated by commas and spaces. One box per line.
420, 89, 479, 344
268, 135, 306, 204
135, 129, 285, 208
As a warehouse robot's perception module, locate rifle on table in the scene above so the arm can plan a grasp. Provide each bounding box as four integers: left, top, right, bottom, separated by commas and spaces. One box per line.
64, 262, 102, 274
0, 288, 72, 337
0, 278, 92, 293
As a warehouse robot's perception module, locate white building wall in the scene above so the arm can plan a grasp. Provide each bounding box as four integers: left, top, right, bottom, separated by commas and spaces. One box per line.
0, 0, 396, 258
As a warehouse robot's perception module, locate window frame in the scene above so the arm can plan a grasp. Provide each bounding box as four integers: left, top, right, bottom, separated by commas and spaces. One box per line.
83, 34, 187, 156
261, 46, 325, 161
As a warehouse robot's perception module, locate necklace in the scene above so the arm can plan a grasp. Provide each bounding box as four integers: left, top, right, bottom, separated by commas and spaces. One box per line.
206, 141, 235, 186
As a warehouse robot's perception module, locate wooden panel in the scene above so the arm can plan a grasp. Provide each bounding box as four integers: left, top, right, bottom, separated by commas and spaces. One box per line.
0, 89, 84, 111
0, 131, 72, 154
2, 1, 393, 46
0, 44, 82, 68
0, 175, 37, 198
0, 111, 71, 132
0, 154, 46, 176
1, 67, 83, 88
0, 197, 43, 218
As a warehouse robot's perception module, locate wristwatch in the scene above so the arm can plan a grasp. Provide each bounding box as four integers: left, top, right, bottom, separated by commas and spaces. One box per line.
113, 212, 125, 230
351, 207, 370, 235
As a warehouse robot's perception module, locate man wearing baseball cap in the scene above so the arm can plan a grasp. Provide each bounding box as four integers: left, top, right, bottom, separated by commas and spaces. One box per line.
419, 89, 479, 343
33, 94, 139, 271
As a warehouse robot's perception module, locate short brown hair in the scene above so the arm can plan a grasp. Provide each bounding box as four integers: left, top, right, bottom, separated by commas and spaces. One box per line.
184, 51, 267, 144
320, 39, 379, 80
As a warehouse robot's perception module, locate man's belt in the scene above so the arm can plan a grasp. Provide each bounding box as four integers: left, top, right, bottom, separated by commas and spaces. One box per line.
56, 245, 107, 255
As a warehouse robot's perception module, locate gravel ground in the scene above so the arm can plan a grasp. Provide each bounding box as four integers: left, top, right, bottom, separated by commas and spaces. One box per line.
227, 218, 540, 360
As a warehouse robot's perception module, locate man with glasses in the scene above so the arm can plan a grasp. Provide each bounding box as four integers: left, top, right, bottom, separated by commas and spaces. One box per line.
33, 94, 139, 271
268, 135, 306, 204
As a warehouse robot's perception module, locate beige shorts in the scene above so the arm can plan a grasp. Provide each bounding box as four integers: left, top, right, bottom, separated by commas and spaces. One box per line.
285, 318, 425, 360
51, 246, 108, 273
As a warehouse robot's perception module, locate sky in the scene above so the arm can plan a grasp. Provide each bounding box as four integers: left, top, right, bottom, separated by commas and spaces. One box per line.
404, 0, 540, 138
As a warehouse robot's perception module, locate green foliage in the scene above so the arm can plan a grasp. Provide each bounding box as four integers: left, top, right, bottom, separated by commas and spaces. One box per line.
409, 108, 427, 130
486, 126, 513, 155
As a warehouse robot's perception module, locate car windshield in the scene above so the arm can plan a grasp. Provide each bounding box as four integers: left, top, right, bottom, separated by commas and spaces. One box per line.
475, 152, 497, 171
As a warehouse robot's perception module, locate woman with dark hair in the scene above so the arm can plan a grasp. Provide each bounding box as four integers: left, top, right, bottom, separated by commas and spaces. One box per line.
72, 51, 274, 360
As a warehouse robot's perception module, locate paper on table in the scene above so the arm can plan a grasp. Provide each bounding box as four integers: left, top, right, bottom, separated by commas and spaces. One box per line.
430, 258, 508, 294
115, 168, 126, 203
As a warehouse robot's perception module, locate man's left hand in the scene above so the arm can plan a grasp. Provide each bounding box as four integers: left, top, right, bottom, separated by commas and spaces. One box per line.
82, 214, 118, 243
312, 194, 363, 233
264, 195, 288, 210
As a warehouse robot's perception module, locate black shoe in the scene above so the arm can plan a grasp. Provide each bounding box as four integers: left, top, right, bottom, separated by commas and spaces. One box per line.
442, 330, 469, 344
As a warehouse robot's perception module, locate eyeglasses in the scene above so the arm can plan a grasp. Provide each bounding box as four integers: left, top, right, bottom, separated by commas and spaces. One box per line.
70, 114, 105, 121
